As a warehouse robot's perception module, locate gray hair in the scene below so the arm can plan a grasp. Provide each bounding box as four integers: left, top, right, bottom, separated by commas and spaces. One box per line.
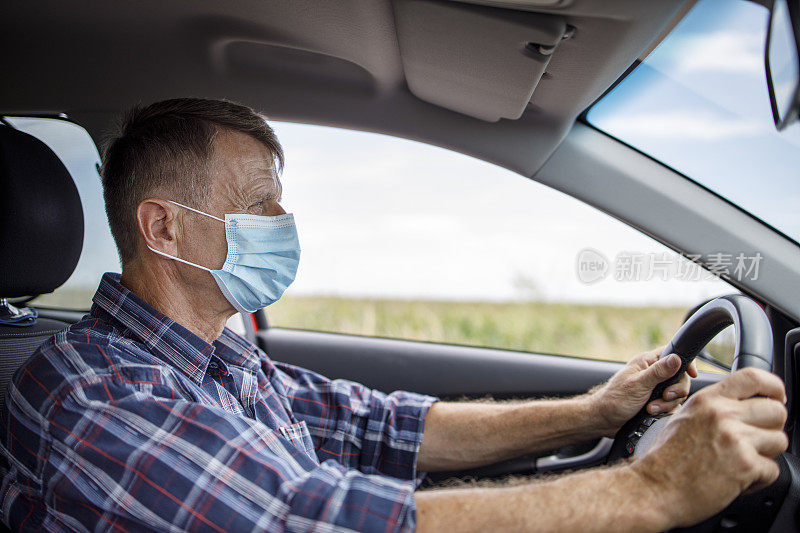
100, 97, 284, 265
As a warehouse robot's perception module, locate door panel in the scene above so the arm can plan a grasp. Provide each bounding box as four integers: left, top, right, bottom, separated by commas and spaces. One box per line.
258, 327, 723, 399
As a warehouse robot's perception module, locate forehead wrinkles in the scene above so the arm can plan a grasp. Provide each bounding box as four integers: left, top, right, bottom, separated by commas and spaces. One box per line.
242, 157, 279, 186
237, 160, 280, 199
210, 132, 280, 208
217, 173, 281, 213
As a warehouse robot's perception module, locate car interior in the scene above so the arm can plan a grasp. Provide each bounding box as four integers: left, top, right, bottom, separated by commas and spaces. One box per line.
2, 0, 800, 531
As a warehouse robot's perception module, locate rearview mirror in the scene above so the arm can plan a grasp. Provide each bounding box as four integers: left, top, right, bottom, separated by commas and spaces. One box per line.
765, 0, 800, 130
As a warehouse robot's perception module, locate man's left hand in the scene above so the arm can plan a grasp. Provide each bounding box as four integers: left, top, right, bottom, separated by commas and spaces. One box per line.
589, 347, 698, 437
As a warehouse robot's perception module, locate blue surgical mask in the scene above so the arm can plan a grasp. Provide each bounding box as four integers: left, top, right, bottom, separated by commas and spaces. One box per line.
147, 200, 300, 313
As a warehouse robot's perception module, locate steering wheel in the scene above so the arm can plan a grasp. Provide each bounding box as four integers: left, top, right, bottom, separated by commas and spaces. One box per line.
607, 294, 774, 462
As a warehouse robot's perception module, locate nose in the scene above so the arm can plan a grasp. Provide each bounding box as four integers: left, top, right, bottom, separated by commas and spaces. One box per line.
271, 202, 286, 216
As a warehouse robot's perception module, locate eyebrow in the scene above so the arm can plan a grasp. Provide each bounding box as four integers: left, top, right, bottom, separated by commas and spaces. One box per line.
246, 177, 282, 204
261, 188, 282, 202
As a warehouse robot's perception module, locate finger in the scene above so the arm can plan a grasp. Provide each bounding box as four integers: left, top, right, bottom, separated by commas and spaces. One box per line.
717, 368, 786, 402
750, 428, 790, 458
738, 398, 788, 429
639, 353, 682, 389
744, 456, 781, 494
647, 398, 683, 415
687, 360, 698, 378
663, 373, 692, 401
641, 346, 667, 366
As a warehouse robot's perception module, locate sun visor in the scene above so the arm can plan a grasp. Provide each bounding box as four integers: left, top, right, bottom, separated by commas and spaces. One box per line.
393, 0, 567, 122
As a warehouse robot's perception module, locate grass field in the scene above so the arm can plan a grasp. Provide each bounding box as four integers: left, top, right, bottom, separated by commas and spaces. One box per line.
267, 296, 727, 373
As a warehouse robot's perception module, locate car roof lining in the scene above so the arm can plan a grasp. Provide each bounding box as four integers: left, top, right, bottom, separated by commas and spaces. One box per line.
2, 0, 686, 177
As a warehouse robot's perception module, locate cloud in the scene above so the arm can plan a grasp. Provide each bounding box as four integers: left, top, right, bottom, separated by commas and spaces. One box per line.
656, 31, 764, 77
598, 110, 764, 141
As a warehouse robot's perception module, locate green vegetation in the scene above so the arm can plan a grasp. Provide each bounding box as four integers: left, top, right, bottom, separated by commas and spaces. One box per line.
268, 296, 725, 372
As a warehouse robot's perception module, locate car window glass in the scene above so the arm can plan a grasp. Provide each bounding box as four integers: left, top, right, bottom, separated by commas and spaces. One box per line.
266, 122, 737, 371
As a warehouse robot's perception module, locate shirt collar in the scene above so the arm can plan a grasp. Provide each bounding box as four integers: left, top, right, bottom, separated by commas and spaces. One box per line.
214, 328, 261, 373
91, 272, 220, 384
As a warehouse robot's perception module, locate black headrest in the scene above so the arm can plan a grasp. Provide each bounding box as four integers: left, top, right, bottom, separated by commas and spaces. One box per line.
0, 124, 84, 298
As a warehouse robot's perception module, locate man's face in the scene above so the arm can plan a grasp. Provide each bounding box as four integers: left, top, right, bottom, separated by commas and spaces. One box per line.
176, 128, 284, 312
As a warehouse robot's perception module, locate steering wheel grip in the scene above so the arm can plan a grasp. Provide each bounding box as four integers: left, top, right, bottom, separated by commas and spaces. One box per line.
609, 295, 773, 462
648, 295, 773, 404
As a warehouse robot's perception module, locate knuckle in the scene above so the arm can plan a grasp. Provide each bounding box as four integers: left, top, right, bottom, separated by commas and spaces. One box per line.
761, 401, 787, 427
705, 403, 727, 425
719, 424, 739, 447
735, 454, 753, 474
736, 448, 758, 473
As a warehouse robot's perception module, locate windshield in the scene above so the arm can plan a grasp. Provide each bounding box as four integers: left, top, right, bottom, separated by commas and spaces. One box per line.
587, 0, 800, 244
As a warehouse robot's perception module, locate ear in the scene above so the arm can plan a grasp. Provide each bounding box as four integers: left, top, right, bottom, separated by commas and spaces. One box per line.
137, 198, 179, 254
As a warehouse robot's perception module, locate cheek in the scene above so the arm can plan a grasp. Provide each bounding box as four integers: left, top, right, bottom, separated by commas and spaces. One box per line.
268, 202, 286, 216
185, 223, 228, 270
210, 227, 229, 268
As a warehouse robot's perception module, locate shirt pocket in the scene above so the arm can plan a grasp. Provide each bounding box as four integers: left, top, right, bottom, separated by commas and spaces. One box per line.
277, 421, 316, 457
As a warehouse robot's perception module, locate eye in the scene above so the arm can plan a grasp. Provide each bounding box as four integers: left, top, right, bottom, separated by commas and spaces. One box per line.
249, 200, 265, 209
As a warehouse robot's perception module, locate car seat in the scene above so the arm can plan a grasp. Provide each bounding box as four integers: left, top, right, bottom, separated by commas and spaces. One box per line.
0, 121, 84, 415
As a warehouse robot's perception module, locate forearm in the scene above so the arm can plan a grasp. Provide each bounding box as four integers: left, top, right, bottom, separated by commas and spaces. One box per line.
415, 462, 670, 533
417, 395, 606, 471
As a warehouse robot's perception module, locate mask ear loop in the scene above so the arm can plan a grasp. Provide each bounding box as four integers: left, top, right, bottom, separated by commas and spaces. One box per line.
167, 200, 226, 223
145, 200, 227, 271
147, 245, 213, 272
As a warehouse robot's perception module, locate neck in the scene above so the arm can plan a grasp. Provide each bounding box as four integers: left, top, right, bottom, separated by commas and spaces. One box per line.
120, 260, 233, 344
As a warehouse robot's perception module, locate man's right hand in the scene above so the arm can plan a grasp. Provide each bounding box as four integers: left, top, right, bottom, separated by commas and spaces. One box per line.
632, 367, 789, 529
416, 368, 788, 533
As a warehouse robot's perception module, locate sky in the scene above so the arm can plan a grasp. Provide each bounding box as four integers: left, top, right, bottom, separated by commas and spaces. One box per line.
589, 0, 800, 242
16, 0, 797, 310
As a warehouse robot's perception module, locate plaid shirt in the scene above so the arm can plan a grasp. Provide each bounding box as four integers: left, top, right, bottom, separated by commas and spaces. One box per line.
0, 273, 437, 532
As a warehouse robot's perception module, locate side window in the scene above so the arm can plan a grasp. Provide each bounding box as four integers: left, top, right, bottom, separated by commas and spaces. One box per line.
8, 117, 120, 310
267, 122, 737, 369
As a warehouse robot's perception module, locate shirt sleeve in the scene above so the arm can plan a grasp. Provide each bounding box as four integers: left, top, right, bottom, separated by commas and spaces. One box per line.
24, 364, 422, 533
272, 361, 438, 481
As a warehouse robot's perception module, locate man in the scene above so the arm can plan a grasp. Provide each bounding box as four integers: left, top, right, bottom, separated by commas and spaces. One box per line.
0, 98, 787, 532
